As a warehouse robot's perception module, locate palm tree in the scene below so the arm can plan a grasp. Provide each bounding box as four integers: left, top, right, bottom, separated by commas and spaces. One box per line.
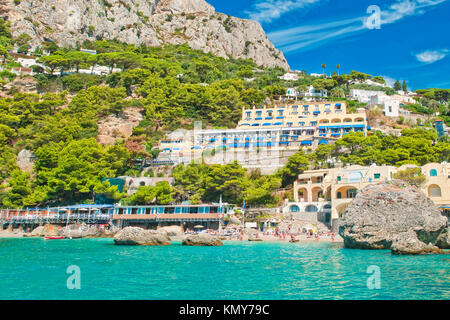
321, 63, 326, 76
336, 64, 341, 76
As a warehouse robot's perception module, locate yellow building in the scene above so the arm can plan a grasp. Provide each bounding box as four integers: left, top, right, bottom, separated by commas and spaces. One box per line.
157, 101, 370, 172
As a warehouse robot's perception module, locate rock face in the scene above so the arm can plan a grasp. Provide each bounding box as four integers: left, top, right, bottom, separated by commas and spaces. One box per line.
97, 107, 144, 145
3, 0, 289, 69
436, 227, 450, 249
17, 149, 36, 173
62, 224, 111, 238
157, 225, 183, 237
339, 181, 448, 254
30, 223, 61, 237
391, 230, 445, 255
182, 234, 223, 246
114, 226, 171, 245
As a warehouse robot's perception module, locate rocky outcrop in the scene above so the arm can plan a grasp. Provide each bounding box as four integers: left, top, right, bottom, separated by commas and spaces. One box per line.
436, 227, 450, 249
391, 230, 445, 255
97, 107, 144, 145
17, 149, 36, 173
157, 225, 183, 237
182, 234, 223, 246
339, 181, 448, 254
62, 224, 114, 238
114, 226, 171, 245
30, 223, 61, 237
3, 0, 289, 69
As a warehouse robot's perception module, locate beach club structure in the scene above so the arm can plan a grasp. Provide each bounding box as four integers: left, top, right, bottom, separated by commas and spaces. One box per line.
0, 203, 233, 231
157, 101, 369, 173
284, 162, 450, 229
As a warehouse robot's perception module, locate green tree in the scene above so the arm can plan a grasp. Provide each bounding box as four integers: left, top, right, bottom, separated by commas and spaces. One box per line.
393, 167, 426, 187
123, 181, 175, 205
278, 151, 309, 187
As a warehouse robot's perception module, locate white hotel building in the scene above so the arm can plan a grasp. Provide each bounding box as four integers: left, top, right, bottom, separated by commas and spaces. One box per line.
156, 101, 369, 172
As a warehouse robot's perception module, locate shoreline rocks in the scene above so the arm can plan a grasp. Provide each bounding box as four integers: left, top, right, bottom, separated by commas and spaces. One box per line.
339, 181, 448, 255
114, 227, 171, 246
391, 230, 446, 255
182, 234, 223, 246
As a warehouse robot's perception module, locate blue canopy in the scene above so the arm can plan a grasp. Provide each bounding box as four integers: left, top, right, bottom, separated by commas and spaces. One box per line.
301, 140, 312, 145
319, 140, 328, 145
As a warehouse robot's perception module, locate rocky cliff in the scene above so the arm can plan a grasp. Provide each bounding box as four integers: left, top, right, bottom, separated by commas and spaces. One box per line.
2, 0, 289, 69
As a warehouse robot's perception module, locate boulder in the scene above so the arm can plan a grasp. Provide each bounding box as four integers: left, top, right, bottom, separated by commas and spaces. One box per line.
391, 230, 446, 255
114, 227, 171, 246
157, 225, 184, 237
62, 224, 105, 239
339, 181, 447, 253
182, 234, 223, 246
30, 224, 61, 237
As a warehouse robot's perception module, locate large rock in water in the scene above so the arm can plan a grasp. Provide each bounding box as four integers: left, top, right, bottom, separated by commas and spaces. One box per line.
114, 227, 171, 246
30, 224, 61, 237
62, 224, 106, 239
182, 234, 223, 246
157, 225, 184, 237
339, 181, 448, 254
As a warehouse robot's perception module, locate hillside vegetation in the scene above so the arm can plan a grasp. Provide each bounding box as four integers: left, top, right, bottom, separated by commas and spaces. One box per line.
0, 19, 449, 208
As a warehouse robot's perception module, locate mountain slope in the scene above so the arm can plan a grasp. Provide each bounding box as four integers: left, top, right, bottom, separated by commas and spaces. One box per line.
2, 0, 290, 69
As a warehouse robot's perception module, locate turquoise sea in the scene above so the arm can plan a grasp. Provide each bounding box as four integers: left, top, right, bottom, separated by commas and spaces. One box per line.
0, 238, 448, 300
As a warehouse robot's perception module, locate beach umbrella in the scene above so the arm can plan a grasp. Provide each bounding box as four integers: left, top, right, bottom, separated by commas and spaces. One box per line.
194, 225, 204, 229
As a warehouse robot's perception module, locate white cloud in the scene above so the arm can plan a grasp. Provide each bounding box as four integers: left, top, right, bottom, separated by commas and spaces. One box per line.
267, 0, 448, 53
245, 0, 322, 23
380, 75, 397, 88
415, 49, 448, 64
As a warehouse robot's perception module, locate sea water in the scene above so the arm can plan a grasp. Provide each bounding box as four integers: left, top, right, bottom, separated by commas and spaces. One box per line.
0, 238, 448, 300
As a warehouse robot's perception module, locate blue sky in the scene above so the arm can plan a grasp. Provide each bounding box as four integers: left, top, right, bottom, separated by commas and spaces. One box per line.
207, 0, 450, 90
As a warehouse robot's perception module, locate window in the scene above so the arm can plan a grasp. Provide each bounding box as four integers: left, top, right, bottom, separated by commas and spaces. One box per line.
278, 110, 284, 116
429, 185, 441, 197
256, 111, 262, 116
246, 111, 251, 118
337, 176, 341, 181
305, 205, 318, 212
388, 106, 392, 113
374, 173, 381, 179
347, 189, 357, 198
430, 169, 438, 177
